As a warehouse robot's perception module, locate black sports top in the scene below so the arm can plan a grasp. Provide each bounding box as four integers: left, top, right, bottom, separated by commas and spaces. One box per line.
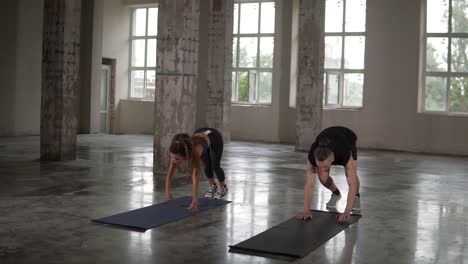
308, 126, 357, 167
192, 128, 212, 156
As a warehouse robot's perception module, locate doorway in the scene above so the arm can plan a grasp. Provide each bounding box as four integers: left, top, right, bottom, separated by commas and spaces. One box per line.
100, 65, 111, 133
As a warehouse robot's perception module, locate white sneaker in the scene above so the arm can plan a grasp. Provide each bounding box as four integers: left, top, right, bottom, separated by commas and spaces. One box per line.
213, 185, 228, 199
204, 185, 217, 198
326, 193, 342, 208
352, 196, 361, 210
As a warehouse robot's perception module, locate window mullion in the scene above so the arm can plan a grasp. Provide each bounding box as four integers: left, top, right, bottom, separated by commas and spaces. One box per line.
143, 8, 150, 98
445, 0, 453, 112
340, 0, 346, 106
422, 0, 428, 111
256, 3, 262, 103
236, 5, 242, 102
129, 9, 134, 98
324, 72, 329, 105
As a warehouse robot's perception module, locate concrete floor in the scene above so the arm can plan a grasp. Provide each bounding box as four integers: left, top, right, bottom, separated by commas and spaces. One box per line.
0, 135, 467, 264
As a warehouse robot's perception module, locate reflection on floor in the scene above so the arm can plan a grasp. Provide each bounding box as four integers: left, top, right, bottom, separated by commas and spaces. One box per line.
0, 135, 467, 263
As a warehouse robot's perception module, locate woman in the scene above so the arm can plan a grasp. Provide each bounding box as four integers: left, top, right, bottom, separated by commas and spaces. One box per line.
296, 126, 361, 222
165, 128, 228, 213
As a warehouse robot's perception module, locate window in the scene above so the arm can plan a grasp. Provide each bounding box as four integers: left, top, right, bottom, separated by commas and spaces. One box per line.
232, 1, 276, 104
129, 7, 158, 100
422, 0, 468, 113
323, 0, 366, 108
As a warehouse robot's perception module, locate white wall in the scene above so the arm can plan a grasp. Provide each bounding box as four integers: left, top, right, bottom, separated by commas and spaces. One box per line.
230, 0, 285, 142
318, 0, 468, 155
14, 0, 43, 135
90, 0, 105, 133
274, 0, 468, 156
97, 0, 468, 156
0, 0, 104, 137
119, 100, 154, 134
230, 0, 468, 156
0, 0, 42, 136
101, 0, 132, 134
231, 106, 279, 142
0, 2, 17, 136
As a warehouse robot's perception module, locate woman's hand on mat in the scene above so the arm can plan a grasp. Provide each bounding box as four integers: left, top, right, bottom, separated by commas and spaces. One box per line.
337, 211, 351, 223
187, 203, 198, 214
296, 211, 312, 220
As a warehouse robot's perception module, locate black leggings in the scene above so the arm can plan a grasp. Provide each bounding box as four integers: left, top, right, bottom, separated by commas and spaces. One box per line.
195, 128, 225, 183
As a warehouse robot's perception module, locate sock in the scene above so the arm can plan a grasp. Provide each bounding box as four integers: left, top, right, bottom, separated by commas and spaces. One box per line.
333, 189, 341, 196
356, 193, 360, 198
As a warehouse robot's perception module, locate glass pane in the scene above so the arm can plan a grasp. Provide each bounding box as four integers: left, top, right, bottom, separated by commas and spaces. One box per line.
133, 8, 147, 36
451, 38, 468, 72
233, 38, 238, 67
259, 37, 274, 68
326, 74, 340, 105
325, 0, 343, 32
449, 77, 468, 112
425, 76, 447, 111
233, 4, 239, 34
260, 2, 275, 34
131, 70, 145, 98
259, 72, 272, 104
248, 71, 257, 103
325, 36, 342, 68
344, 36, 365, 69
343, 73, 363, 107
426, 0, 449, 33
145, 70, 156, 100
232, 72, 237, 101
239, 37, 258, 67
240, 3, 259, 34
132, 40, 146, 67
345, 0, 366, 32
452, 0, 468, 33
426, 37, 448, 72
148, 8, 158, 36
238, 71, 249, 102
147, 39, 157, 67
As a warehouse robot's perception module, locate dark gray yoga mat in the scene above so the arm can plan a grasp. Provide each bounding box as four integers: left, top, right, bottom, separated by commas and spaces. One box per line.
229, 209, 361, 258
92, 196, 231, 232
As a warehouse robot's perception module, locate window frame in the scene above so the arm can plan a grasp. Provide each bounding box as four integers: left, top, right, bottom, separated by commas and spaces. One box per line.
323, 0, 367, 109
421, 0, 468, 115
232, 0, 276, 105
128, 6, 158, 101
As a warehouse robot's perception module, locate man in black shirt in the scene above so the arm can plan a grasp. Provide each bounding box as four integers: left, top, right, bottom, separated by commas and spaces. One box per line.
296, 126, 361, 222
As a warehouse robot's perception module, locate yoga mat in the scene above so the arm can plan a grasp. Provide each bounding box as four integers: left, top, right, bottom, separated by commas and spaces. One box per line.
92, 196, 231, 232
229, 209, 361, 258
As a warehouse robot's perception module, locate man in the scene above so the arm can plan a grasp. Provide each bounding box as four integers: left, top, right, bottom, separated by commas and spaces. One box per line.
296, 126, 361, 222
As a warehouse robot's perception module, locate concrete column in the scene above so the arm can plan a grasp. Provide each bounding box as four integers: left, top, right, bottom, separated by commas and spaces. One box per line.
205, 0, 233, 142
154, 0, 200, 173
295, 0, 325, 151
40, 0, 81, 161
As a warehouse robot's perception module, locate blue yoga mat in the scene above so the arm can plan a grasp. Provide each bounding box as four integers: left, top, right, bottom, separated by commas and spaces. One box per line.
92, 196, 231, 231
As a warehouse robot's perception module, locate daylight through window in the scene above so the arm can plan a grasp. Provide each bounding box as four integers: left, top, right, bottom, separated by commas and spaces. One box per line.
423, 0, 468, 113
324, 0, 367, 108
129, 7, 158, 100
232, 1, 276, 104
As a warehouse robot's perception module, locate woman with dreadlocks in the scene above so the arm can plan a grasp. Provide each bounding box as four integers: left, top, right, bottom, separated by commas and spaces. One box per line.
165, 128, 228, 213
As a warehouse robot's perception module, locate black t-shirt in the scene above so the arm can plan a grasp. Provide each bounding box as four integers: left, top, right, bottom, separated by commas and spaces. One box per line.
308, 126, 357, 167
